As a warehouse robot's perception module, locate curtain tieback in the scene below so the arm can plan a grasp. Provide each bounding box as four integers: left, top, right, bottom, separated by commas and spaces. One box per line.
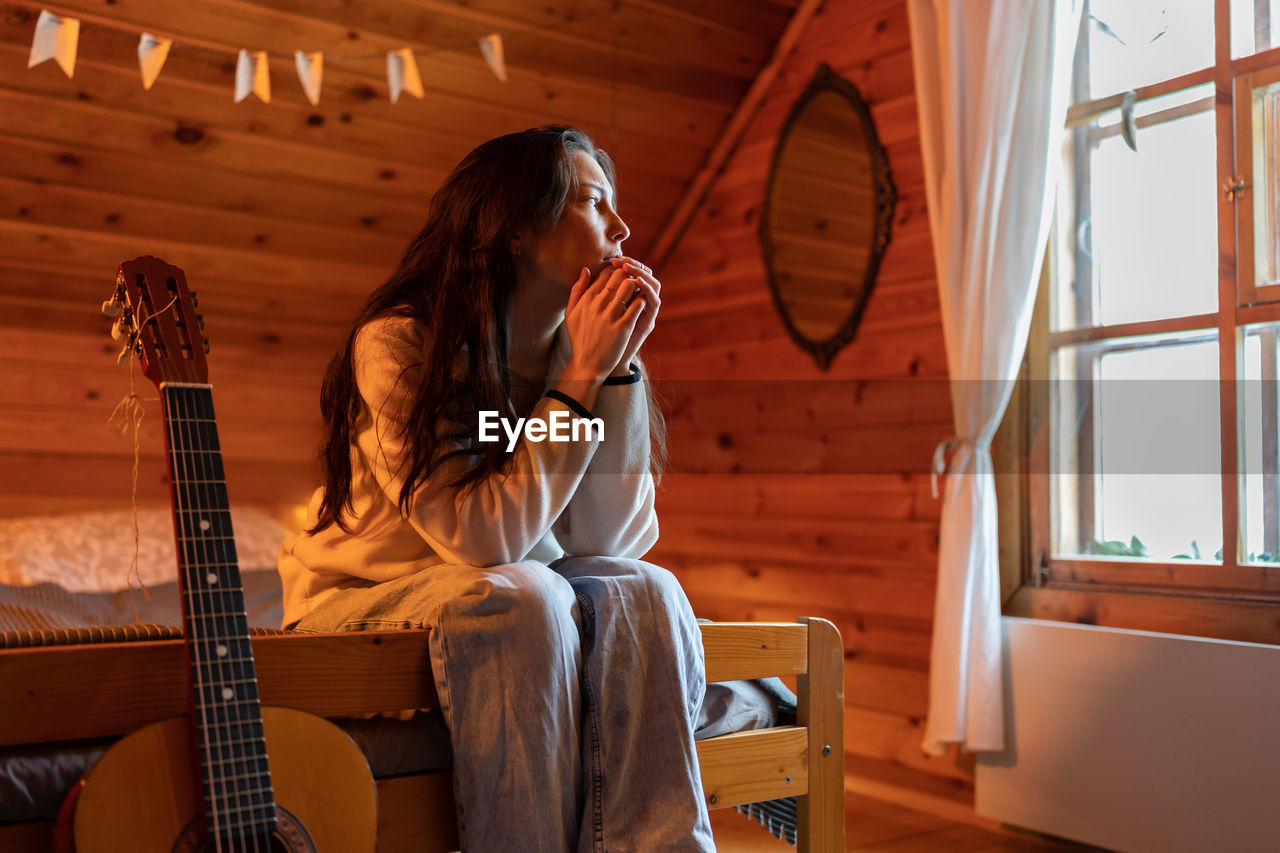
930, 437, 979, 499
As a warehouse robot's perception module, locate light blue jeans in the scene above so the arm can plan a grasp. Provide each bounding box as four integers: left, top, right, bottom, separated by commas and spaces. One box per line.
291, 556, 722, 852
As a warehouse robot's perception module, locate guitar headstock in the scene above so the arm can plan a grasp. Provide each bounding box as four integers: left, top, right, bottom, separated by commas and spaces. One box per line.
105, 256, 209, 386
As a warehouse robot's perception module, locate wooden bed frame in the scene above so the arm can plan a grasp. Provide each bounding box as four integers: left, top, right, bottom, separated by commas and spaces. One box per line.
0, 618, 844, 852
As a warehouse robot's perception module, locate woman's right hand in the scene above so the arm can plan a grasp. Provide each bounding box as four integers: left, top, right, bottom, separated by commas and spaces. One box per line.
563, 265, 644, 380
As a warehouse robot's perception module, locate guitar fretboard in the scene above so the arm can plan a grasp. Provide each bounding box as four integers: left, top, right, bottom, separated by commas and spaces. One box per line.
161, 382, 276, 842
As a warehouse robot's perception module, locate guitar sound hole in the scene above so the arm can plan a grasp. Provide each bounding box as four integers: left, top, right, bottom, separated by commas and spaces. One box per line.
172, 805, 316, 853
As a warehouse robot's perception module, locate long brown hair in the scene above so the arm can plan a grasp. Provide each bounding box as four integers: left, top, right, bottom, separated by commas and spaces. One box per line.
310, 125, 667, 534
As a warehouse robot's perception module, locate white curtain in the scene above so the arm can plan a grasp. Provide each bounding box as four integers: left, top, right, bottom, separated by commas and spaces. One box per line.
907, 0, 1082, 754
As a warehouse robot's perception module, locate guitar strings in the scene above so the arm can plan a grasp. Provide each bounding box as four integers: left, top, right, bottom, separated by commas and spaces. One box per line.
168, 385, 228, 852
191, 385, 260, 851
167, 386, 220, 850
172, 384, 274, 849
177, 385, 242, 851
189, 384, 253, 850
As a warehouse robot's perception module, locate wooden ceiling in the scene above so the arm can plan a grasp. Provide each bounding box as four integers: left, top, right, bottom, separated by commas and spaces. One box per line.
0, 0, 800, 304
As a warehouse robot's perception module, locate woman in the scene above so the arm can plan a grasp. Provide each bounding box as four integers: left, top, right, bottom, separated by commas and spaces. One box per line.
278, 126, 723, 851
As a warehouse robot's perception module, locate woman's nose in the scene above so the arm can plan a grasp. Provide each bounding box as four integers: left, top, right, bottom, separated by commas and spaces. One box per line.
611, 214, 630, 244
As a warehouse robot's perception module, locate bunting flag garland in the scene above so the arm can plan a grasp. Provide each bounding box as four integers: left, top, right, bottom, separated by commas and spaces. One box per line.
22, 6, 533, 103
295, 50, 323, 106
137, 33, 171, 91
387, 47, 424, 104
234, 49, 270, 103
27, 9, 78, 78
477, 33, 507, 83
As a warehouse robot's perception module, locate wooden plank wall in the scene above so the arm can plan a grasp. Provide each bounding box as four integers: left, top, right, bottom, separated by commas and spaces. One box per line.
0, 1, 747, 525
0, 11, 421, 522
643, 0, 975, 815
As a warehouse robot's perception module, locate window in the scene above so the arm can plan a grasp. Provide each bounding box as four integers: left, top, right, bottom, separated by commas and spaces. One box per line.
1003, 0, 1280, 641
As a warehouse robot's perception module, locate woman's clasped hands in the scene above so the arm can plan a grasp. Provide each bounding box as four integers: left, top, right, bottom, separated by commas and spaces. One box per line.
564, 256, 662, 379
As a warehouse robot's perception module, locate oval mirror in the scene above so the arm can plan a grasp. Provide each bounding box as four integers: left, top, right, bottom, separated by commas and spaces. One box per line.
761, 63, 896, 370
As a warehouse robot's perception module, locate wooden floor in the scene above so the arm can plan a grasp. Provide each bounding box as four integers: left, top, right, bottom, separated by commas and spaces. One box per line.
709, 791, 1102, 852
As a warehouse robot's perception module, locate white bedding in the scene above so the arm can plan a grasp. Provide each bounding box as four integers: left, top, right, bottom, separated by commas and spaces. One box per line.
0, 505, 291, 592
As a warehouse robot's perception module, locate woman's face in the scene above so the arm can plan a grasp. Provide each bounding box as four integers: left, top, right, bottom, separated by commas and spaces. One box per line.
519, 151, 630, 302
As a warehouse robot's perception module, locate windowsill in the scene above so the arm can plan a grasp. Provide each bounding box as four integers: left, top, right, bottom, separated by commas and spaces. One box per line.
1000, 613, 1280, 651
1002, 583, 1280, 647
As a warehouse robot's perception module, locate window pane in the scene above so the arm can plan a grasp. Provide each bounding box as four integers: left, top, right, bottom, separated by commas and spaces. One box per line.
1232, 0, 1280, 58
1241, 323, 1280, 564
1249, 78, 1280, 290
1052, 334, 1222, 561
1083, 0, 1212, 100
1054, 103, 1217, 330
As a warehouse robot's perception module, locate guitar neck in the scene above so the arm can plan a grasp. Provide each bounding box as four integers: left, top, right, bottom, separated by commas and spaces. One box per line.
160, 381, 277, 840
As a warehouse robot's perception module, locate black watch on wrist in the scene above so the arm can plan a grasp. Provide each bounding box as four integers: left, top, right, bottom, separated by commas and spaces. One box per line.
602, 362, 642, 386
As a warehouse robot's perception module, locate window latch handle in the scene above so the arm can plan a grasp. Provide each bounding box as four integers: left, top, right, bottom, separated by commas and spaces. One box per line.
1224, 176, 1251, 202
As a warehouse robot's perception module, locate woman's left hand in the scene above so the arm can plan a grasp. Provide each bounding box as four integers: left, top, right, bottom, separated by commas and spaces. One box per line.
608, 256, 661, 373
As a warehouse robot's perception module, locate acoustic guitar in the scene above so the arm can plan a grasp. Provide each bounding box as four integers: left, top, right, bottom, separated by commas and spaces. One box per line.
60, 256, 378, 851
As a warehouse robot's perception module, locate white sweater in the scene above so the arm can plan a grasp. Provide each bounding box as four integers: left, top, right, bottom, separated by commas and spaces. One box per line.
277, 315, 659, 627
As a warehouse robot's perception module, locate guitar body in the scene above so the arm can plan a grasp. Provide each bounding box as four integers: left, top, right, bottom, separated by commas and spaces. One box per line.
68, 706, 377, 852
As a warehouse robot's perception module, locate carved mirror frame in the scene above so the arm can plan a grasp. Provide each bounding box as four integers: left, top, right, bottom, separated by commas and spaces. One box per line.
760, 63, 897, 370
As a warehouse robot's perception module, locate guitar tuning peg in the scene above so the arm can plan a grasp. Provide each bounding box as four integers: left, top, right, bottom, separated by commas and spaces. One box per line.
100, 299, 122, 318
190, 291, 199, 307
202, 336, 211, 354
110, 320, 128, 341
197, 314, 205, 330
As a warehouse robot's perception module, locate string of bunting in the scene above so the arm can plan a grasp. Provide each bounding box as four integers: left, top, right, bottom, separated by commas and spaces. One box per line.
24, 7, 511, 105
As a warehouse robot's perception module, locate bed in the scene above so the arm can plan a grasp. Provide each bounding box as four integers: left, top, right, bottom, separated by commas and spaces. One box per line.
0, 507, 845, 851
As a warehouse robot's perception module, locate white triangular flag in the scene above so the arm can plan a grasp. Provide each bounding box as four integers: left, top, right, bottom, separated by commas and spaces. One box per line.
295, 50, 323, 106
28, 10, 79, 78
137, 34, 172, 91
478, 33, 507, 83
234, 49, 270, 104
387, 48, 423, 104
